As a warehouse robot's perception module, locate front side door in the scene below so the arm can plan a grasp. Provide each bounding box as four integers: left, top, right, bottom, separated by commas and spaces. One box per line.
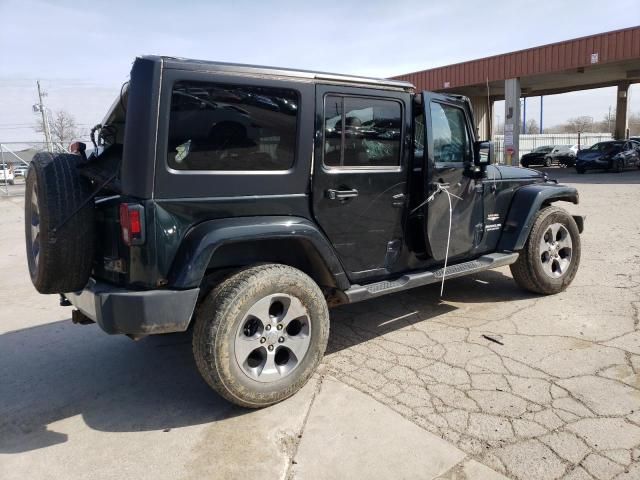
623, 142, 640, 167
421, 92, 484, 261
312, 85, 410, 281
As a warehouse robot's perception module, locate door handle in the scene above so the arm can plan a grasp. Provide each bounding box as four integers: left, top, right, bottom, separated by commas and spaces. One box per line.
326, 188, 358, 200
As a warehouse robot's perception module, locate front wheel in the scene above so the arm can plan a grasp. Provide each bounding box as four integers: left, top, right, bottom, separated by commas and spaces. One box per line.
192, 264, 329, 408
576, 166, 585, 174
544, 157, 552, 167
510, 206, 581, 295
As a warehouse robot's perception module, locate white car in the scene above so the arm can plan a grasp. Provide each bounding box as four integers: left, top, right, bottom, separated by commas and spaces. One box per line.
0, 166, 15, 185
13, 166, 28, 177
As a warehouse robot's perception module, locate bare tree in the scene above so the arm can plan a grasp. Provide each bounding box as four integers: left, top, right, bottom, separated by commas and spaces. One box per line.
629, 112, 640, 136
34, 110, 80, 152
563, 116, 594, 134
525, 118, 540, 134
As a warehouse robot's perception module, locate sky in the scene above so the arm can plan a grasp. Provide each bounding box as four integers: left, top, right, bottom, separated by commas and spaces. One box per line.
1, 0, 639, 145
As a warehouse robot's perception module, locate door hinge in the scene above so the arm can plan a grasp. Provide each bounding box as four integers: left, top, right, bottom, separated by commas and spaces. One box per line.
474, 223, 484, 246
385, 239, 402, 268
392, 193, 406, 207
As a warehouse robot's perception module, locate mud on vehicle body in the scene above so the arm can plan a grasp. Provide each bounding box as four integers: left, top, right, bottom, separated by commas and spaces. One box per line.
25, 56, 584, 407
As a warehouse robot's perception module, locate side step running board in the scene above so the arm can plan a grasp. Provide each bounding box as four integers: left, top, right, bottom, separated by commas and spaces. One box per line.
344, 252, 519, 303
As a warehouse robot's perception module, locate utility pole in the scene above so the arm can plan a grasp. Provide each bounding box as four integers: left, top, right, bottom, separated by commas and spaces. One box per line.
36, 80, 53, 153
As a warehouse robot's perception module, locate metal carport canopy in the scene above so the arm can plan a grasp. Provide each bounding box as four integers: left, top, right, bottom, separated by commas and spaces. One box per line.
392, 26, 640, 98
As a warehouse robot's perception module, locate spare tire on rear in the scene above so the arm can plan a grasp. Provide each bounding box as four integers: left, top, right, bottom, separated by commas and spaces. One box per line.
25, 152, 95, 294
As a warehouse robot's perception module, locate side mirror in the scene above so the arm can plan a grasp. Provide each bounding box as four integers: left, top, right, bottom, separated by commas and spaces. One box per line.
474, 140, 493, 168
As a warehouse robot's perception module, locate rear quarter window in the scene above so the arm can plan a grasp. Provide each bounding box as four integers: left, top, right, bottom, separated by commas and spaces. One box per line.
166, 81, 299, 171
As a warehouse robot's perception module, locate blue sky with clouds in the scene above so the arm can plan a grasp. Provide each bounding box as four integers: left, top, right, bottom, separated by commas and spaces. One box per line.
1, 0, 639, 143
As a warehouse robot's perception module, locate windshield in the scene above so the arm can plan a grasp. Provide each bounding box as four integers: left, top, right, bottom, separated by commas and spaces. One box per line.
588, 142, 624, 152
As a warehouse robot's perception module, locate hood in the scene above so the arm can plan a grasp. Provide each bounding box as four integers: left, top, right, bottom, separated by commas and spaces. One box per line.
495, 165, 545, 181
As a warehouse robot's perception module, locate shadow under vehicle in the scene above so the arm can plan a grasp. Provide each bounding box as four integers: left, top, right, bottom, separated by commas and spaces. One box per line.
23, 56, 585, 408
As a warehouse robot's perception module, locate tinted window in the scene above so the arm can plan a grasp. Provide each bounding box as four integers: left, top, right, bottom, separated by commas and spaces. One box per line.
167, 81, 298, 171
430, 102, 471, 164
324, 95, 401, 168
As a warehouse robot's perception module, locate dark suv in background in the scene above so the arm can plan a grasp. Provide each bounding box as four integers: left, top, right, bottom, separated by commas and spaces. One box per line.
25, 56, 584, 408
575, 140, 640, 173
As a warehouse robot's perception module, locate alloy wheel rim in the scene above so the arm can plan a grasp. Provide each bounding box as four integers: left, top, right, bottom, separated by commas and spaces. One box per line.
539, 222, 572, 278
234, 293, 311, 383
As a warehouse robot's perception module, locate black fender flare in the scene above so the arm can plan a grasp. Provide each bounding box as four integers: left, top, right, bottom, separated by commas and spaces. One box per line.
167, 216, 349, 290
497, 184, 579, 252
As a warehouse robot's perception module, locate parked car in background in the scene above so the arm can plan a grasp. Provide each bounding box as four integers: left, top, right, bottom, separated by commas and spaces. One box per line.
0, 165, 15, 185
550, 144, 578, 167
13, 166, 28, 177
520, 145, 554, 167
575, 140, 640, 173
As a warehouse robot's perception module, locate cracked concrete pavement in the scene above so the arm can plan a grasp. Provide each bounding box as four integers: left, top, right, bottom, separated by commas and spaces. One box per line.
324, 168, 640, 479
1, 167, 639, 480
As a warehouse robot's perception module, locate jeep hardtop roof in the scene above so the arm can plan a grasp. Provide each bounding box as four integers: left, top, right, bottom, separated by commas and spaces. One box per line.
143, 55, 415, 92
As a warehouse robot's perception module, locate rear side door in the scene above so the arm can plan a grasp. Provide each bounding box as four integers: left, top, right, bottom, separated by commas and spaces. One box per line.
420, 92, 484, 261
312, 85, 410, 281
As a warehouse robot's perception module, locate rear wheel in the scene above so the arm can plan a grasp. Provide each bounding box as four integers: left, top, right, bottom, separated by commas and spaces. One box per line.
544, 156, 552, 167
510, 206, 581, 295
192, 264, 329, 408
576, 166, 585, 174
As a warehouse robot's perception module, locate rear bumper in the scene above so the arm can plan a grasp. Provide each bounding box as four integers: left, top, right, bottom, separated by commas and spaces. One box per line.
66, 278, 199, 335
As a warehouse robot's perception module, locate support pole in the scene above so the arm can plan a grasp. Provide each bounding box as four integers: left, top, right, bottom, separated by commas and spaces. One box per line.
614, 82, 631, 140
504, 78, 521, 165
539, 96, 544, 134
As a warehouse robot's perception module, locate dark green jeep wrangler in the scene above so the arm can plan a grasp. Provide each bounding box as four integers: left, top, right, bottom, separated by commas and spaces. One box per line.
25, 56, 583, 408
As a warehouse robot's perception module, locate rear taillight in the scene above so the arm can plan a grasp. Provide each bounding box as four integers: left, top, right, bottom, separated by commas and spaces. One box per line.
119, 203, 145, 246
